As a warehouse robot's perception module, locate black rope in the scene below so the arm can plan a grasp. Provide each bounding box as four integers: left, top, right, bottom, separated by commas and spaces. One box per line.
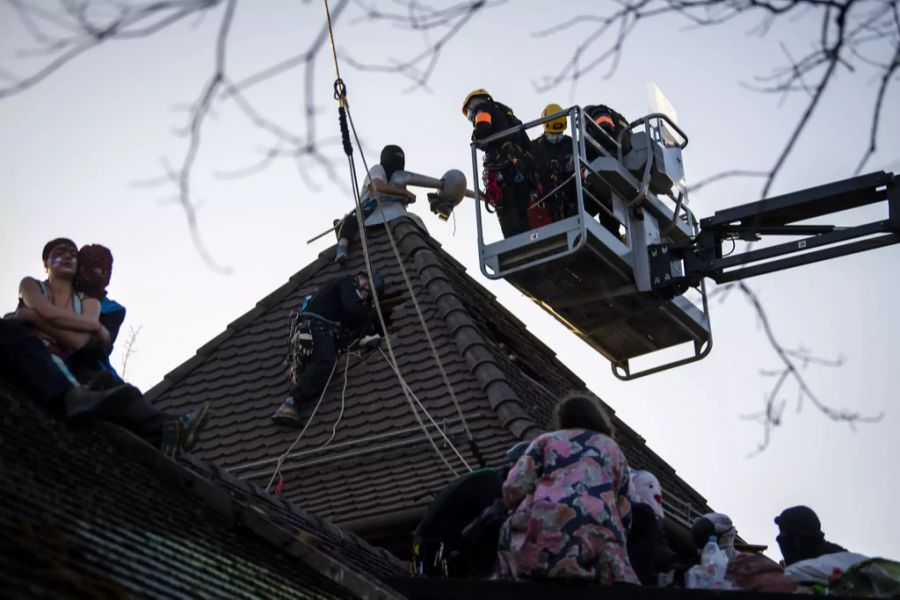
334, 79, 353, 157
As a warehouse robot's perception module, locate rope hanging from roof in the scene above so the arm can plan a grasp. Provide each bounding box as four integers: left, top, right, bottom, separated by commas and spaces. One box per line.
266, 358, 340, 494
321, 0, 484, 469
318, 0, 469, 476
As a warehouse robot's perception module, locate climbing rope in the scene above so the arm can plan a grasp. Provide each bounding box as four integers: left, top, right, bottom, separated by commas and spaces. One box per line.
320, 0, 482, 469
343, 106, 485, 469
265, 358, 338, 494
321, 0, 461, 477
377, 348, 472, 470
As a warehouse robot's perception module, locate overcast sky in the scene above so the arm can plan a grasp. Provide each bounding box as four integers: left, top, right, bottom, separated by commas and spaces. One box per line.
2, 1, 898, 561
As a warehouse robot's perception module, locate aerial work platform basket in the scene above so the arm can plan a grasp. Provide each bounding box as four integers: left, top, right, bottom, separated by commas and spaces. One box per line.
471, 104, 711, 379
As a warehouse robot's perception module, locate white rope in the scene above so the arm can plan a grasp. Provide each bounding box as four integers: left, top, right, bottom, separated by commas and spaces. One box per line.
320, 351, 351, 449
377, 348, 472, 470
265, 358, 338, 493
370, 178, 478, 452
321, 1, 458, 478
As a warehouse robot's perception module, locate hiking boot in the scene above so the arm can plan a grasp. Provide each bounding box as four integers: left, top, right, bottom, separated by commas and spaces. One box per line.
272, 397, 303, 427
334, 245, 349, 265
178, 401, 210, 453
159, 419, 182, 459
65, 384, 141, 422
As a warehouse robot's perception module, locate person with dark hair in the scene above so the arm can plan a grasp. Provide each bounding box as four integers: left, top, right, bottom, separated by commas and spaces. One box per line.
775, 506, 847, 566
4, 238, 208, 457
334, 145, 415, 264
461, 89, 537, 238
14, 237, 107, 364
494, 393, 639, 585
272, 271, 385, 426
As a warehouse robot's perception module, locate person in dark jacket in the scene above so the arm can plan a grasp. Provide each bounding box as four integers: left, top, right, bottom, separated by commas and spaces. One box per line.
530, 103, 577, 223
626, 469, 674, 586
462, 89, 537, 238
272, 271, 385, 426
775, 505, 848, 566
69, 244, 126, 383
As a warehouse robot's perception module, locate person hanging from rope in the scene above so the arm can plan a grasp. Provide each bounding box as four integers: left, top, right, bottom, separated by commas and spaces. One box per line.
461, 89, 540, 238
530, 103, 577, 224
272, 270, 386, 426
333, 145, 415, 264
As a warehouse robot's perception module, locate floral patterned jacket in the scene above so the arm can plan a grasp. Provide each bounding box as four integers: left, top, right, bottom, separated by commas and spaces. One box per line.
495, 428, 640, 584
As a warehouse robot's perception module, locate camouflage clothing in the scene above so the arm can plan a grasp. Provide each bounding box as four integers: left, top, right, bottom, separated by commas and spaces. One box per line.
495, 429, 639, 584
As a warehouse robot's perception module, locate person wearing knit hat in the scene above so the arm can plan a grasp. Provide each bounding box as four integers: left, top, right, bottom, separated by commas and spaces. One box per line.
71, 244, 126, 382
774, 506, 847, 566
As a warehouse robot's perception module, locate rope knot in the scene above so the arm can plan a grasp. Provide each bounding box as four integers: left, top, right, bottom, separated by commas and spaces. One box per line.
333, 78, 347, 101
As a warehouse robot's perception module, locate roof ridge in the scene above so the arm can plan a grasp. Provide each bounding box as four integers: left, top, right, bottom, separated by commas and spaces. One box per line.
98, 422, 405, 599
392, 219, 543, 441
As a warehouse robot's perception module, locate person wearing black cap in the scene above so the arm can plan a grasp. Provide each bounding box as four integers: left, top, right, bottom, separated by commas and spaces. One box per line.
775, 505, 847, 566
273, 271, 386, 426
334, 144, 415, 264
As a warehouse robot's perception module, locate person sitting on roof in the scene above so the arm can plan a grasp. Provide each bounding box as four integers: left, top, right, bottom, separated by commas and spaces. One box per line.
690, 512, 796, 592
530, 103, 577, 225
775, 505, 849, 567
462, 89, 538, 239
334, 145, 415, 265
626, 469, 674, 586
5, 237, 208, 457
272, 271, 385, 427
67, 244, 126, 384
494, 393, 640, 585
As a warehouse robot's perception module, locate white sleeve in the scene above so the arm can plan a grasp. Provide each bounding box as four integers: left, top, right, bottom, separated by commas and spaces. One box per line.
361, 164, 388, 199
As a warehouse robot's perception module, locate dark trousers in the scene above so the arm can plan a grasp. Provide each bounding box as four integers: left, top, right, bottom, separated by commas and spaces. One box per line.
337, 210, 360, 242
496, 183, 530, 238
0, 319, 167, 444
290, 326, 337, 404
0, 319, 72, 412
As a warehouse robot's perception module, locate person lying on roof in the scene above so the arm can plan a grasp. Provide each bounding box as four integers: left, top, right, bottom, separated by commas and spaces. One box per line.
272, 271, 386, 427
4, 237, 208, 457
334, 145, 415, 265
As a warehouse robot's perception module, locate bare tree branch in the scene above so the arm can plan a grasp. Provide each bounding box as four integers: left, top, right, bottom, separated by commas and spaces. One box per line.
716, 282, 884, 454
118, 324, 143, 380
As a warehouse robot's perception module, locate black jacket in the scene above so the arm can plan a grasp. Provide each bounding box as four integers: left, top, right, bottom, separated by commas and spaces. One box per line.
471, 100, 530, 152
302, 275, 377, 336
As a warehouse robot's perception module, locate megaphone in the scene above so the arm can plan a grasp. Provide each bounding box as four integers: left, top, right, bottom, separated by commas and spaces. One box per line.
393, 169, 475, 221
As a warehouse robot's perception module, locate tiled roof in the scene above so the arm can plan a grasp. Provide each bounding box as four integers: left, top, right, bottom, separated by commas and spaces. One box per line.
0, 379, 405, 599
147, 217, 712, 535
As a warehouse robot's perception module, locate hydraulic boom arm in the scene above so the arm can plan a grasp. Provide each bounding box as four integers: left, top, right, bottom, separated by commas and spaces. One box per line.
649, 171, 900, 292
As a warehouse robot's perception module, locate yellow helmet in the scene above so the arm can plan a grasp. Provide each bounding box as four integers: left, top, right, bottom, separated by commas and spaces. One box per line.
542, 103, 566, 133
462, 88, 492, 116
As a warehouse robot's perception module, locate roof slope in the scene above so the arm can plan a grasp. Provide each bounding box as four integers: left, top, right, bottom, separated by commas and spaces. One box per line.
0, 378, 405, 599
147, 218, 711, 533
